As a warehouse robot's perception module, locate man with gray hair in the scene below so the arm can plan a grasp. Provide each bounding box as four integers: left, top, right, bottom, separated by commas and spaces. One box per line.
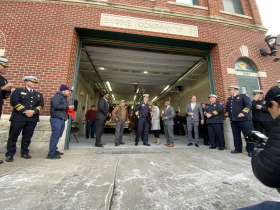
185, 95, 204, 147
162, 101, 175, 147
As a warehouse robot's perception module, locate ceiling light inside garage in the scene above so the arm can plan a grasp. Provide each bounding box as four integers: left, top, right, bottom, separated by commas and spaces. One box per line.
133, 95, 137, 101
98, 67, 105, 70
143, 71, 149, 74
160, 85, 170, 94
152, 96, 158, 102
106, 81, 112, 92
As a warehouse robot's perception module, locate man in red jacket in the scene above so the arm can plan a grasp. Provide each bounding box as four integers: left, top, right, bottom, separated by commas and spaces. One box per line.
85, 105, 97, 139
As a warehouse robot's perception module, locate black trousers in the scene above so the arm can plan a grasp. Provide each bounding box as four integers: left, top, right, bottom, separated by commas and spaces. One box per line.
6, 121, 37, 157
202, 123, 209, 145
253, 121, 273, 136
95, 119, 106, 146
153, 130, 160, 138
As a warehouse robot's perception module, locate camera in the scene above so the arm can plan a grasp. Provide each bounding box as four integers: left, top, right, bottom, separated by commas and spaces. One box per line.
246, 130, 268, 147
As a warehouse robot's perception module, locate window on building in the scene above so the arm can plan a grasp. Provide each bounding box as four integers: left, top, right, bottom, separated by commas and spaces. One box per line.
176, 0, 198, 5
222, 0, 243, 14
235, 59, 257, 72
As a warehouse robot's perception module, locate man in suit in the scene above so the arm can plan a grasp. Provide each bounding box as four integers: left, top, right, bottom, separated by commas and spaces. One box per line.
252, 90, 273, 136
95, 93, 110, 147
225, 85, 253, 157
205, 94, 225, 150
185, 95, 204, 147
6, 76, 44, 162
162, 101, 175, 147
134, 94, 151, 146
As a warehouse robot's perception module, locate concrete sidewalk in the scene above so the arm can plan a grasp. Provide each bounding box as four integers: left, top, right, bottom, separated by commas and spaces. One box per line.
1, 144, 280, 210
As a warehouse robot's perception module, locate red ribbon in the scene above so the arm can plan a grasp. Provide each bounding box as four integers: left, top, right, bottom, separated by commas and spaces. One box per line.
66, 107, 75, 119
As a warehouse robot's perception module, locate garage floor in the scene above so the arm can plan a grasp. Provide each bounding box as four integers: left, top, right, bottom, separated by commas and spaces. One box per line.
1, 133, 280, 210
69, 132, 206, 149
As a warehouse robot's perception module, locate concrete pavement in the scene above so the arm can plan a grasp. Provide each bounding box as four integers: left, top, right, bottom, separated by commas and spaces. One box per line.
1, 133, 280, 210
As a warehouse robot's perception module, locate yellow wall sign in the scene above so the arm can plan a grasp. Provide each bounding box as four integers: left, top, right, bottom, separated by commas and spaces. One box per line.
239, 62, 247, 70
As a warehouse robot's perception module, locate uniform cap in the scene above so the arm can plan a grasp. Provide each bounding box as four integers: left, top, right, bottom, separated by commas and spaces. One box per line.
23, 76, 38, 83
264, 85, 280, 105
143, 94, 149, 98
121, 99, 126, 102
208, 94, 217, 98
228, 85, 240, 90
277, 80, 280, 85
253, 90, 264, 95
0, 58, 9, 67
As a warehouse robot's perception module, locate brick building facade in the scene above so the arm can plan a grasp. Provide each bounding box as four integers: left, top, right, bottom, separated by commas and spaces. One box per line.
0, 0, 279, 152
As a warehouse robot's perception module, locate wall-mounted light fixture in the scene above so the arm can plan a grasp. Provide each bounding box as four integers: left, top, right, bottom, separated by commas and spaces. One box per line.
79, 90, 85, 96
260, 35, 278, 56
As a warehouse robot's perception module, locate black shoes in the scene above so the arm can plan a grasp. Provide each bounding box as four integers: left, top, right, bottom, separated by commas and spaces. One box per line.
119, 141, 125, 145
135, 142, 138, 146
46, 154, 61, 159
143, 143, 151, 146
21, 154, 32, 159
86, 137, 89, 139
91, 137, 95, 139
101, 142, 106, 145
209, 147, 217, 149
95, 144, 104, 147
218, 148, 224, 151
248, 152, 253, 157
115, 143, 120, 146
231, 150, 242, 154
187, 143, 193, 146
6, 156, 13, 162
0, 160, 3, 164
55, 151, 64, 155
195, 144, 199, 147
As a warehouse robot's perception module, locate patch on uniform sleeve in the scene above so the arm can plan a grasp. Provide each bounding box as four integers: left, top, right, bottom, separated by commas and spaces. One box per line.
213, 111, 218, 115
263, 101, 266, 105
225, 112, 229, 116
242, 108, 250, 113
21, 92, 27, 95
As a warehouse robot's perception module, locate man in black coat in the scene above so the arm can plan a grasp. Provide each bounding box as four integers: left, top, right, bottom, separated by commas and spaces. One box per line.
6, 76, 44, 162
95, 93, 110, 147
0, 58, 13, 164
240, 85, 280, 209
251, 90, 274, 136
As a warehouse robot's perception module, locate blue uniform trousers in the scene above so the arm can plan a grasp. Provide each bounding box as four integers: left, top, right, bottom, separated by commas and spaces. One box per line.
136, 117, 149, 144
207, 123, 225, 149
48, 117, 65, 155
230, 121, 254, 152
86, 121, 96, 138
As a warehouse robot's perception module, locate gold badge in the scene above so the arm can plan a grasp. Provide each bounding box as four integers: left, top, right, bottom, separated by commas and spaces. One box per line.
38, 94, 40, 97
263, 101, 266, 105
237, 97, 239, 99
4, 81, 6, 84
21, 92, 27, 95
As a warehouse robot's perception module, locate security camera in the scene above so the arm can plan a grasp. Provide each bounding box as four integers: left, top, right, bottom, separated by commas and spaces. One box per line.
273, 58, 280, 63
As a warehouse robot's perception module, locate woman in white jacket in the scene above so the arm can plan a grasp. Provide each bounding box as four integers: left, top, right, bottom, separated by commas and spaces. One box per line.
151, 102, 161, 145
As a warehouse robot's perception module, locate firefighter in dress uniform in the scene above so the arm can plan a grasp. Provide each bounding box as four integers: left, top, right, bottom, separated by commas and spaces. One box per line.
0, 58, 13, 164
205, 94, 225, 150
225, 85, 254, 157
252, 90, 274, 136
5, 76, 44, 162
134, 94, 151, 146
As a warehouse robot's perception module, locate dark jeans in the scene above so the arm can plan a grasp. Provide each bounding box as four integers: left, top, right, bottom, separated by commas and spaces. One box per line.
48, 117, 65, 155
96, 119, 106, 145
230, 121, 254, 153
238, 201, 280, 210
86, 121, 96, 138
115, 121, 125, 143
6, 121, 37, 157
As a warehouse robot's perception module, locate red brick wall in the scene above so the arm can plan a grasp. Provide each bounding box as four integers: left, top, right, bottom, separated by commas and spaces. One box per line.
0, 0, 278, 116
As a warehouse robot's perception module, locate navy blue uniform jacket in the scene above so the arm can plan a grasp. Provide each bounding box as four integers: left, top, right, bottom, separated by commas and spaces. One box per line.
10, 87, 44, 122
251, 98, 273, 122
135, 101, 150, 121
225, 93, 252, 121
205, 102, 224, 124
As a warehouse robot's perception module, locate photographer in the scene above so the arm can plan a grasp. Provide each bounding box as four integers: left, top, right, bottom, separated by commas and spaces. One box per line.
239, 85, 280, 209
